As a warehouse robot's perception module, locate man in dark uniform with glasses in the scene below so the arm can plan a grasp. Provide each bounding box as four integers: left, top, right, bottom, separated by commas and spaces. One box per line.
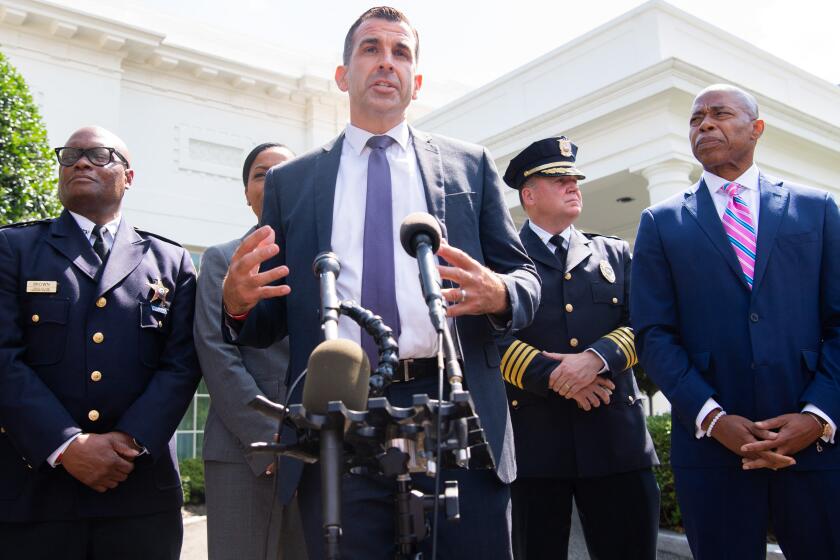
0, 126, 201, 559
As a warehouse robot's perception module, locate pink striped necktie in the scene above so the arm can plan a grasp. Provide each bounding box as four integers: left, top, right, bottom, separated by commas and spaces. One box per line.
720, 182, 756, 288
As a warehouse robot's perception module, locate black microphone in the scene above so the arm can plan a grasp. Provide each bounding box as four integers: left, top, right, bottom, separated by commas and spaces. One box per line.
313, 252, 341, 341
400, 212, 465, 390
302, 339, 371, 560
400, 213, 445, 332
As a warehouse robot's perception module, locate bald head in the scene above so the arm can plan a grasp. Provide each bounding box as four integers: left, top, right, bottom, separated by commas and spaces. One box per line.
693, 84, 759, 120
65, 126, 132, 166
58, 125, 135, 225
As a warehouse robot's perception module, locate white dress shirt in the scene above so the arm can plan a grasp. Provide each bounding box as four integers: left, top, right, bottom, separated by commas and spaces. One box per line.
331, 121, 437, 359
527, 221, 608, 372
693, 166, 835, 441
47, 212, 121, 467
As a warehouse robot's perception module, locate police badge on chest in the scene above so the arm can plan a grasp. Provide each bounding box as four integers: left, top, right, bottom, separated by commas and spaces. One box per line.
140, 278, 170, 329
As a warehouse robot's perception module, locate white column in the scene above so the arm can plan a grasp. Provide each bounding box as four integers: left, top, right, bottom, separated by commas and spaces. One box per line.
639, 160, 696, 205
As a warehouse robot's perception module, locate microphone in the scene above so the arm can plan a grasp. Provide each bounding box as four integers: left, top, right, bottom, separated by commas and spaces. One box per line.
400, 213, 445, 332
313, 252, 341, 340
302, 339, 371, 560
400, 212, 464, 390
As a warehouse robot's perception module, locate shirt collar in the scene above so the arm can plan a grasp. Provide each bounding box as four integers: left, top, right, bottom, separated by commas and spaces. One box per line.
701, 163, 760, 195
69, 210, 121, 239
344, 121, 410, 156
528, 221, 573, 249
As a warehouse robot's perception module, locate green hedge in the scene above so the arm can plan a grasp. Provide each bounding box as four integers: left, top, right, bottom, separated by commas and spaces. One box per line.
0, 51, 61, 224
179, 457, 205, 505
646, 413, 682, 531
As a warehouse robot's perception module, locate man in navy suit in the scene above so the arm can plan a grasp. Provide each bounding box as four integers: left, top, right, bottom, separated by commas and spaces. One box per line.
631, 84, 840, 559
222, 6, 540, 559
0, 126, 201, 559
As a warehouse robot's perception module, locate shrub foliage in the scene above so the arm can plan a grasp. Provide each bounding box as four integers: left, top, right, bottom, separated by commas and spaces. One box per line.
179, 457, 205, 505
0, 51, 60, 225
646, 413, 682, 530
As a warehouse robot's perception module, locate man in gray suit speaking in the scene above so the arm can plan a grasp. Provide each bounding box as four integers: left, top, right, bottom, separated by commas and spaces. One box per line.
222, 6, 540, 559
194, 143, 306, 560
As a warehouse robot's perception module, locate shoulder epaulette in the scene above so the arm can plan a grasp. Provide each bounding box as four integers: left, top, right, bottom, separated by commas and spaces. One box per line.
582, 231, 622, 241
134, 228, 184, 248
0, 218, 54, 230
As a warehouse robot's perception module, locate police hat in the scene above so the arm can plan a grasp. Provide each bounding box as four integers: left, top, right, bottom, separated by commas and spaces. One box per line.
503, 136, 585, 189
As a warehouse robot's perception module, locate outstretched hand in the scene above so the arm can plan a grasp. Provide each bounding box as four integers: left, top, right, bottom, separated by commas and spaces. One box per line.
437, 241, 509, 318
222, 225, 291, 317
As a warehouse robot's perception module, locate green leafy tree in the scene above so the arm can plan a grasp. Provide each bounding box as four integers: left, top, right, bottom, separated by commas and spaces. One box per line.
0, 51, 60, 225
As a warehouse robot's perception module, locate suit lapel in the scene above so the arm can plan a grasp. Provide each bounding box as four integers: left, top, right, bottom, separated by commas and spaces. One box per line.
683, 180, 748, 288
314, 133, 345, 253
565, 228, 592, 273
410, 127, 446, 230
44, 210, 100, 281
97, 219, 149, 297
751, 175, 788, 293
520, 222, 564, 272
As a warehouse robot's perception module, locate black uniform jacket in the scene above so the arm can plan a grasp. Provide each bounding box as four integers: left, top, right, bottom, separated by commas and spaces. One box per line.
0, 210, 201, 521
499, 223, 658, 478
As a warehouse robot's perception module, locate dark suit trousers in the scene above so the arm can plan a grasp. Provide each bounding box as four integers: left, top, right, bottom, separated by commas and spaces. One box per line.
675, 466, 840, 560
0, 508, 182, 560
511, 469, 659, 560
297, 375, 513, 560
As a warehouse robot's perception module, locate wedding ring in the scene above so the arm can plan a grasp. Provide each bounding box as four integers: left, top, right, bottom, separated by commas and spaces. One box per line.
459, 288, 467, 304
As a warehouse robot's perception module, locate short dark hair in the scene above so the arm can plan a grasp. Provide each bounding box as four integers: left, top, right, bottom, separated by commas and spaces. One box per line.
242, 143, 293, 188
342, 6, 419, 66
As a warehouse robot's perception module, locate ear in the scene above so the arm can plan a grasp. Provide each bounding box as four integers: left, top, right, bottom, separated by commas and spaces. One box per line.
124, 169, 135, 189
751, 118, 765, 141
411, 72, 423, 101
335, 65, 349, 93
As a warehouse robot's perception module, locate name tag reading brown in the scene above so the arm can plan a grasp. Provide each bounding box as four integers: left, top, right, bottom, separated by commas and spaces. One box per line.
26, 281, 58, 293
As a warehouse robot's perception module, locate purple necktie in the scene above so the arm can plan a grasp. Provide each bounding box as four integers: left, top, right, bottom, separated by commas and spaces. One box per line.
361, 135, 400, 368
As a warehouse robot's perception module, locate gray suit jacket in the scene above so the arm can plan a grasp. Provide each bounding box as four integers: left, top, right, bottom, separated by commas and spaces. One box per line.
196, 227, 290, 475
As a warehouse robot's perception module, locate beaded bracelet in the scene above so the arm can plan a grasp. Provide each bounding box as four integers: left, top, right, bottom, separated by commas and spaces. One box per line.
705, 410, 727, 437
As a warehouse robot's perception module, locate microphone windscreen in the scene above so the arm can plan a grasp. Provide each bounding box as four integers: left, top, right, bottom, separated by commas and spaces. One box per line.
302, 339, 370, 414
400, 212, 442, 257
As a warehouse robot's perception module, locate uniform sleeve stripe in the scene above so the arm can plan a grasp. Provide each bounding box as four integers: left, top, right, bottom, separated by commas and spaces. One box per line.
605, 333, 634, 370
501, 341, 528, 384
613, 328, 638, 366
512, 347, 539, 389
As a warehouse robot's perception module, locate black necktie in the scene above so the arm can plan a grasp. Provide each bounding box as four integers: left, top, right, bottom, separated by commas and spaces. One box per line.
549, 234, 567, 269
92, 226, 109, 262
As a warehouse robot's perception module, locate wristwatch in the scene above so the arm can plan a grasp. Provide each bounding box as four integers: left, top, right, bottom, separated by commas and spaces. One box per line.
805, 411, 832, 440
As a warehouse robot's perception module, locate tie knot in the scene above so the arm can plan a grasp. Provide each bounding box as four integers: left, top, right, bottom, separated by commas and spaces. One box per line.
721, 182, 743, 198
367, 135, 394, 150
549, 234, 564, 249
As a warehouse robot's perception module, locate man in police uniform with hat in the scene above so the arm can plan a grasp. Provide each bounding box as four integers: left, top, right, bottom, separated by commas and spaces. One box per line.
0, 126, 201, 558
499, 136, 659, 560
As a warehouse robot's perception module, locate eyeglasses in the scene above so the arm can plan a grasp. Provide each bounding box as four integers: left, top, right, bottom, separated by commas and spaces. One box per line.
54, 146, 130, 168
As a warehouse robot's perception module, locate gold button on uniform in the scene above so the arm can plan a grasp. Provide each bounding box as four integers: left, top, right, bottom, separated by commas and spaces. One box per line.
96, 297, 107, 308
570, 338, 579, 348
612, 297, 619, 304
91, 371, 102, 382
565, 304, 573, 313
92, 332, 104, 343
564, 273, 572, 280
88, 410, 100, 422
31, 314, 40, 323
511, 400, 519, 408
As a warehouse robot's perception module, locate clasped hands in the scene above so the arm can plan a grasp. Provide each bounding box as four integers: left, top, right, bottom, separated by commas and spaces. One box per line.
61, 431, 142, 493
544, 351, 614, 411
702, 411, 824, 471
222, 226, 510, 319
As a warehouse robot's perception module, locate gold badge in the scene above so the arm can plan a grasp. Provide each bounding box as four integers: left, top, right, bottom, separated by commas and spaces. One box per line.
558, 137, 573, 157
599, 260, 616, 283
147, 278, 170, 306
26, 281, 58, 293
